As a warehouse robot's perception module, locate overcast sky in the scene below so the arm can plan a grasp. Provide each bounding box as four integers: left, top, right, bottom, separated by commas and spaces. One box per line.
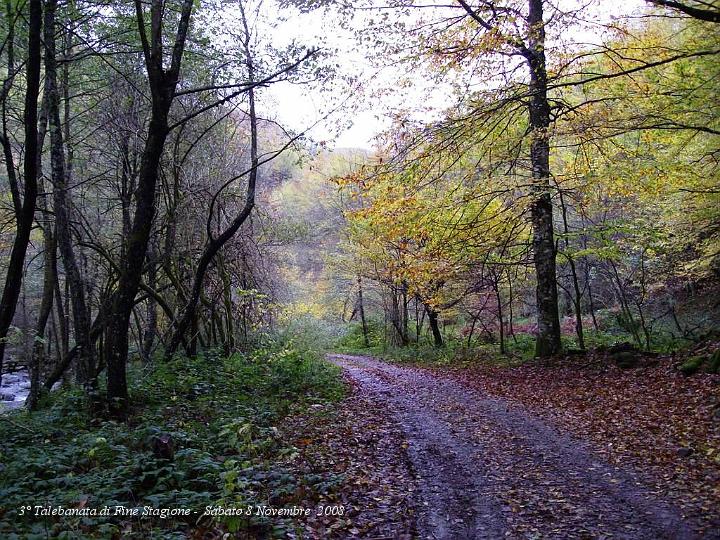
255, 0, 646, 149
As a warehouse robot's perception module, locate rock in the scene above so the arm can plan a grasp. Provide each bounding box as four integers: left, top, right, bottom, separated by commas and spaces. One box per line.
606, 342, 642, 369
0, 392, 16, 401
607, 342, 638, 355
152, 434, 175, 461
677, 447, 694, 458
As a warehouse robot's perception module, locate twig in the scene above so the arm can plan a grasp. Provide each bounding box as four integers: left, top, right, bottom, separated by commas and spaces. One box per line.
0, 415, 36, 434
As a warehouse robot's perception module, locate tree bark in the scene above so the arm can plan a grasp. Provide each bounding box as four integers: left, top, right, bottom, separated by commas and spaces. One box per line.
28, 96, 52, 411
525, 0, 561, 357
425, 303, 444, 348
388, 287, 409, 347
456, 0, 561, 357
142, 246, 159, 361
357, 275, 370, 347
493, 275, 506, 354
558, 189, 585, 350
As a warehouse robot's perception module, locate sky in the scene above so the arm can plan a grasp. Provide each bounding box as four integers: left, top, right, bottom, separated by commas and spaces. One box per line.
254, 0, 647, 150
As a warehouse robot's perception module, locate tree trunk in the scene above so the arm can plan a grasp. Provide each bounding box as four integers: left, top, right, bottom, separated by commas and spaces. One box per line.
218, 255, 235, 353
494, 277, 506, 355
506, 267, 517, 341
357, 275, 370, 347
558, 190, 585, 350
0, 0, 42, 383
388, 287, 408, 347
401, 283, 409, 344
525, 0, 561, 357
105, 0, 194, 417
142, 246, 158, 361
105, 113, 169, 415
45, 0, 96, 391
425, 303, 444, 348
55, 278, 69, 362
28, 97, 53, 411
165, 6, 258, 358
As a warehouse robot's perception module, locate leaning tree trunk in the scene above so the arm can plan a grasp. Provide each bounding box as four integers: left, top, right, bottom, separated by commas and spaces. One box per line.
165, 5, 259, 358
525, 0, 561, 357
0, 0, 42, 383
105, 114, 170, 415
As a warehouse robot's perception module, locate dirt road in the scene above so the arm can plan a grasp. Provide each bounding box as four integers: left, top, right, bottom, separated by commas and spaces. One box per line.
330, 354, 705, 540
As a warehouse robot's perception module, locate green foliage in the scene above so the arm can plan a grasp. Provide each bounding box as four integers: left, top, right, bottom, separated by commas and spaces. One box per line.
271, 314, 344, 355
0, 346, 343, 539
334, 319, 384, 352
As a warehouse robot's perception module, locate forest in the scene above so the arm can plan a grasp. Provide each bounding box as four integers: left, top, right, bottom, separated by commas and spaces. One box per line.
0, 0, 718, 538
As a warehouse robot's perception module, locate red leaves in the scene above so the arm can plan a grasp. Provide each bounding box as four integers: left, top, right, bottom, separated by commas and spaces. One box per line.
280, 381, 418, 538
442, 355, 720, 532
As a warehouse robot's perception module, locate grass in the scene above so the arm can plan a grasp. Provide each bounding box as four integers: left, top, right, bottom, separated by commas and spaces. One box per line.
0, 343, 344, 539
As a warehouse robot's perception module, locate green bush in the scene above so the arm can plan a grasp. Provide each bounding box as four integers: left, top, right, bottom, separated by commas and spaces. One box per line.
335, 319, 384, 352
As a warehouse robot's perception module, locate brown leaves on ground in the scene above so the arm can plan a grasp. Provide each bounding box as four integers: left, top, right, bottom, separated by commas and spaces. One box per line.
280, 377, 418, 539
439, 351, 720, 534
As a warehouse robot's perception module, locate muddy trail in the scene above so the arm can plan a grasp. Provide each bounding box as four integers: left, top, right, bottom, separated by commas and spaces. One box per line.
329, 354, 708, 540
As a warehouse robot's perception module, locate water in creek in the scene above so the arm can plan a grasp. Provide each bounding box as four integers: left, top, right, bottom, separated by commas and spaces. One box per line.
0, 370, 31, 411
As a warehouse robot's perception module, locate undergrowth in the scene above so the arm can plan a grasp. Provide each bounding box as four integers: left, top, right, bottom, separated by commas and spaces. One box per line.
0, 343, 344, 539
335, 317, 697, 367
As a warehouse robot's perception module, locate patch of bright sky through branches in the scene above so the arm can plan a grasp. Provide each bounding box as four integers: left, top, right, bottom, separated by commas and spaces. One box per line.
218, 0, 645, 150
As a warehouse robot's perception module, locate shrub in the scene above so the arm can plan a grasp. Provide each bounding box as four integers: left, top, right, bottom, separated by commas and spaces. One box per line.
0, 344, 344, 538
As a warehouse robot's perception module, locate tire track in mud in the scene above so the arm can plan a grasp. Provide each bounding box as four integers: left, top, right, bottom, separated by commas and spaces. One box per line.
330, 354, 701, 540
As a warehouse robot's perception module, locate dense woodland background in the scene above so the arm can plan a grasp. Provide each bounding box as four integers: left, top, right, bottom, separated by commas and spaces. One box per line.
0, 0, 719, 538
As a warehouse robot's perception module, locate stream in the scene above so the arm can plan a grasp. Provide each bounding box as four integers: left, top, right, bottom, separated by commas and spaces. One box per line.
0, 369, 31, 411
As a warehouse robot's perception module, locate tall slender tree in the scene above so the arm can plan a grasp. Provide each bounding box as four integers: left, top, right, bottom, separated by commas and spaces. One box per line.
0, 0, 42, 382
44, 0, 96, 390
452, 0, 563, 355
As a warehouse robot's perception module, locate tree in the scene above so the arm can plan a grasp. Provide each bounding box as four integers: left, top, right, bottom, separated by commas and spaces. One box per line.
44, 0, 95, 391
104, 0, 195, 417
646, 0, 720, 22
0, 0, 42, 383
